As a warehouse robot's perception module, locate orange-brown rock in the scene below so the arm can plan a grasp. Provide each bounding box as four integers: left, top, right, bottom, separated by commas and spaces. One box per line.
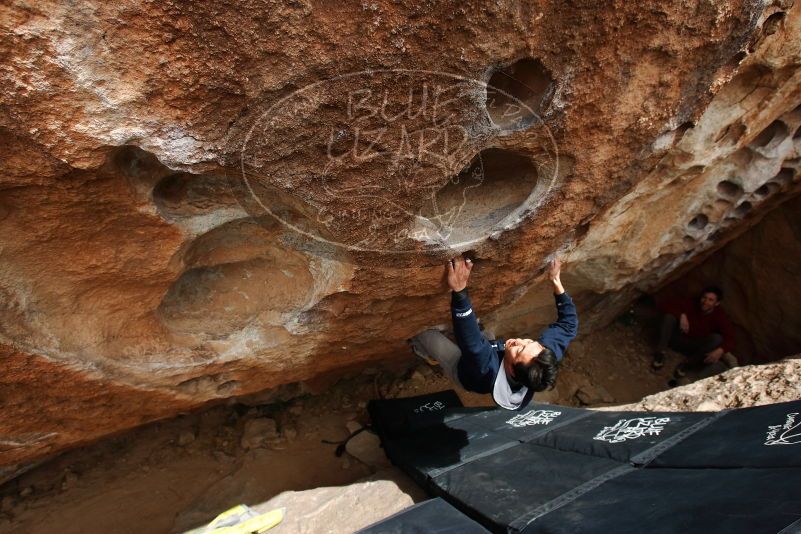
0, 344, 196, 482
1, 0, 799, 476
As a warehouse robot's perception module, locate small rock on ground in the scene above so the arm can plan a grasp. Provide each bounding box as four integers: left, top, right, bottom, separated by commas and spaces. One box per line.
240, 418, 279, 450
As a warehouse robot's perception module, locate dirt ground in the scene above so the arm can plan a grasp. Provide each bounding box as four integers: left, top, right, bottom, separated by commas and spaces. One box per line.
0, 314, 678, 534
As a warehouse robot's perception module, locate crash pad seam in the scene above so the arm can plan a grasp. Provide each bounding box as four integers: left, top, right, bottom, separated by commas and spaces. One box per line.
631, 409, 729, 467
427, 409, 596, 479
508, 464, 635, 532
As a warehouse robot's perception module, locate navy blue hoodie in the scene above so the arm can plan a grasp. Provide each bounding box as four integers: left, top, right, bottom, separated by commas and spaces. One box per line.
451, 288, 578, 410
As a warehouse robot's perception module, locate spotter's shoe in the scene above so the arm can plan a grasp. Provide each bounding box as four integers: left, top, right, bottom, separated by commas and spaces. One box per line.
722, 352, 739, 369
651, 351, 665, 370
674, 363, 688, 378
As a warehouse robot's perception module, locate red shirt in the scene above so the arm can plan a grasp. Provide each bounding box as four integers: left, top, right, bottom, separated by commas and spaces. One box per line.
660, 298, 737, 352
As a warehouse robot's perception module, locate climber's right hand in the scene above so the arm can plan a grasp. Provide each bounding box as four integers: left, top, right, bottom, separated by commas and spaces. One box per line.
446, 256, 473, 292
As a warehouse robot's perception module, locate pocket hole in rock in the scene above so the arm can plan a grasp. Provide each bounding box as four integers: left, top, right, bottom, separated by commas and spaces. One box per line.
486, 58, 554, 130
717, 180, 743, 199
762, 11, 786, 35
108, 145, 166, 180
750, 120, 789, 148
674, 122, 694, 142
734, 201, 753, 217
418, 148, 540, 244
153, 172, 239, 220
688, 214, 709, 231
754, 182, 780, 198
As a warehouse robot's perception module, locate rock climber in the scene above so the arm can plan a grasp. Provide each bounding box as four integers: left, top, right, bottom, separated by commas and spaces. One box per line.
410, 256, 578, 410
652, 285, 738, 379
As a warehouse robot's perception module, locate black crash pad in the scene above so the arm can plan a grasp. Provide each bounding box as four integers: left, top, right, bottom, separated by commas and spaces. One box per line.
526, 467, 801, 534
369, 392, 801, 534
357, 497, 490, 534
649, 401, 801, 468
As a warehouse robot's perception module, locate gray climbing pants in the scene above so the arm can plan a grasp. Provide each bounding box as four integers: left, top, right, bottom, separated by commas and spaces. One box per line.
410, 329, 465, 389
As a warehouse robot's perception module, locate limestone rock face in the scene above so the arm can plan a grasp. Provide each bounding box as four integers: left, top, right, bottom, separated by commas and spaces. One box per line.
211, 475, 425, 534
609, 357, 801, 412
490, 5, 801, 336
1, 0, 799, 473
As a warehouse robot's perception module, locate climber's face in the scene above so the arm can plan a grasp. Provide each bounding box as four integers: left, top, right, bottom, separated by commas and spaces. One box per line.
504, 338, 543, 367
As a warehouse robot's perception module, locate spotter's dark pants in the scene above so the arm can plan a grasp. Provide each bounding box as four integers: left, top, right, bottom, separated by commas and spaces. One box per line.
657, 314, 723, 370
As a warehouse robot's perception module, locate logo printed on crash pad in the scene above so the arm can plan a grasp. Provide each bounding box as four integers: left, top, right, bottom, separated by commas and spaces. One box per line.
506, 409, 561, 428
413, 401, 447, 414
765, 412, 801, 446
593, 417, 671, 443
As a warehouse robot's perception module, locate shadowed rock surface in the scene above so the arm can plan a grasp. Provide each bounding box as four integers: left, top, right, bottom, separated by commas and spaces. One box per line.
657, 195, 801, 363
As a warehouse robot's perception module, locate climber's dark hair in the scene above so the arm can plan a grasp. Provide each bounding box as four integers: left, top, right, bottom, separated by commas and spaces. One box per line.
513, 347, 559, 392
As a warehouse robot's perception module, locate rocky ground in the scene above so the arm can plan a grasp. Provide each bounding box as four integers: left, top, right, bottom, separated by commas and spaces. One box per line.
0, 317, 792, 534
610, 357, 801, 412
